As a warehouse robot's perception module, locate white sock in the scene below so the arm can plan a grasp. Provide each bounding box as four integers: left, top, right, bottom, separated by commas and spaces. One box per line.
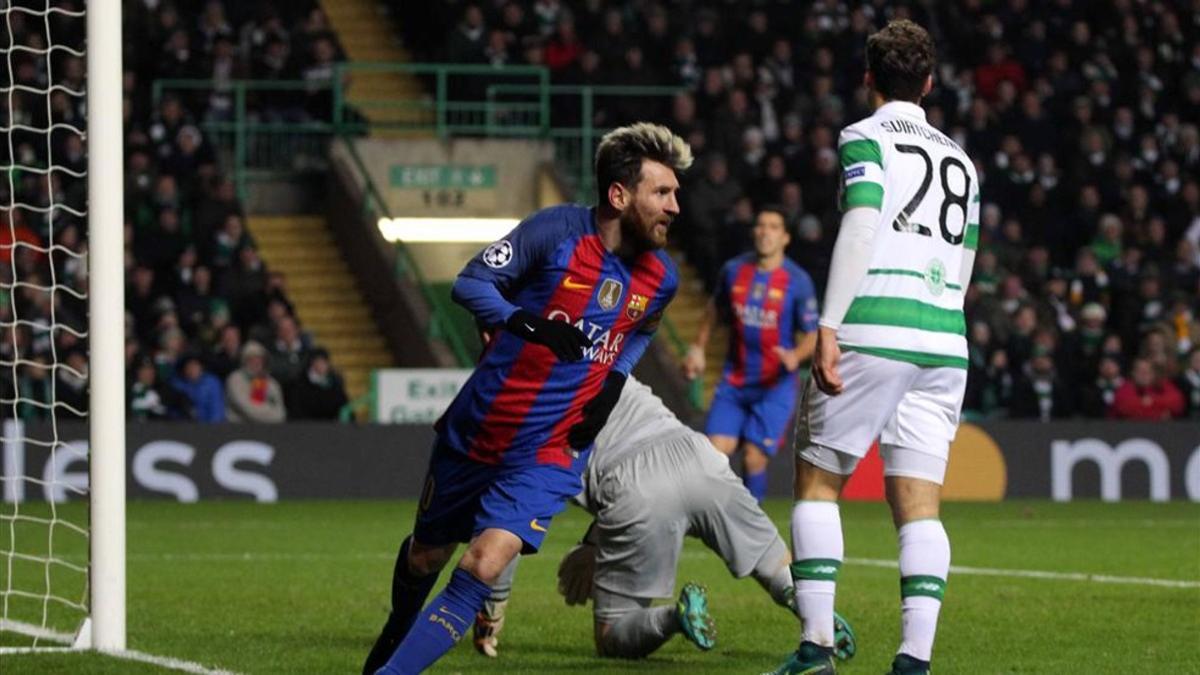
897, 519, 950, 662
790, 501, 843, 647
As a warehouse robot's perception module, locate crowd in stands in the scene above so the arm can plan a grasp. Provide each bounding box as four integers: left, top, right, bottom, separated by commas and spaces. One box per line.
1, 0, 348, 424
404, 0, 1200, 421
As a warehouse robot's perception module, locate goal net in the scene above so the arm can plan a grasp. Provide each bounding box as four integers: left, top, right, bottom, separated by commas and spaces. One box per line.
1, 0, 124, 652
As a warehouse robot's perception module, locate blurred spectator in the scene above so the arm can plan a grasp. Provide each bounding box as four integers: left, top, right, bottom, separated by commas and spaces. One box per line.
446, 5, 486, 63
154, 326, 188, 382
171, 353, 226, 423
268, 315, 314, 386
208, 324, 244, 381
545, 16, 583, 72
1177, 347, 1200, 419
300, 37, 340, 120
1008, 346, 1074, 420
129, 356, 191, 421
1109, 358, 1185, 420
57, 350, 89, 420
224, 246, 269, 330
684, 153, 742, 288
225, 340, 286, 423
284, 348, 349, 420
212, 214, 254, 271
1081, 355, 1125, 418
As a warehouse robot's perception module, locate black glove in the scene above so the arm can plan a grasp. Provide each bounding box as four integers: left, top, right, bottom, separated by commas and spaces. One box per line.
505, 309, 593, 362
568, 372, 626, 449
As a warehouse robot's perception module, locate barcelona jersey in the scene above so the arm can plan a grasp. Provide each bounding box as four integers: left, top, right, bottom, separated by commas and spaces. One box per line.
436, 204, 678, 469
715, 253, 818, 389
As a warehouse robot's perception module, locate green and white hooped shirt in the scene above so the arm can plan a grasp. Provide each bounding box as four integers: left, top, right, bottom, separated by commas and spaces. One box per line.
836, 101, 981, 370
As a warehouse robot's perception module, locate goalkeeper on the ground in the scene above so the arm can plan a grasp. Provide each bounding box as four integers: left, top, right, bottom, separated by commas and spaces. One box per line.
472, 377, 855, 661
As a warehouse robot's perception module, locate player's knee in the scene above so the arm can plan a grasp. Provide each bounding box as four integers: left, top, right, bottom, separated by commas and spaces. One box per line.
792, 453, 846, 500
459, 536, 522, 585
407, 539, 455, 577
708, 434, 738, 455
885, 476, 941, 527
742, 443, 769, 472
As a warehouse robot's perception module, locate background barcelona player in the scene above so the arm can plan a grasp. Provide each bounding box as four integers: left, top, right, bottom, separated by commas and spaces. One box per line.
364, 123, 690, 675
682, 208, 819, 502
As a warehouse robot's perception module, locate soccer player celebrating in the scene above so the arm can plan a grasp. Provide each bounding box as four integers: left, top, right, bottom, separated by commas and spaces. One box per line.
473, 378, 856, 663
770, 20, 979, 675
682, 207, 819, 501
363, 123, 689, 675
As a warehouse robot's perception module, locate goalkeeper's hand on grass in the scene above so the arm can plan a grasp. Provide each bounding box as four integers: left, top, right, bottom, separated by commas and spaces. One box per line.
472, 598, 508, 658
556, 542, 597, 606
505, 309, 592, 362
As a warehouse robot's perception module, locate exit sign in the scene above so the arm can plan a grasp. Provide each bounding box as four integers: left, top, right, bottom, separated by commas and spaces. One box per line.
390, 165, 497, 189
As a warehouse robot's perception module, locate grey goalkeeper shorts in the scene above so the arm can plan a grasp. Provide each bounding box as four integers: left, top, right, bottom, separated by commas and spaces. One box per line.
589, 429, 781, 600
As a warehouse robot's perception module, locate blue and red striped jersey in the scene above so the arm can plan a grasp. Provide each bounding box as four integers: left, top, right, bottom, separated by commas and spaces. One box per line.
714, 253, 818, 388
437, 204, 678, 468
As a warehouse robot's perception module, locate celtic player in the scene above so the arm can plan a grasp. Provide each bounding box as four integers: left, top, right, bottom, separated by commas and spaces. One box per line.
770, 20, 979, 675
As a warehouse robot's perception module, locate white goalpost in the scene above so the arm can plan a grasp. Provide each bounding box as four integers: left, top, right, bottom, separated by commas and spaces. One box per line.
0, 0, 124, 654
86, 0, 126, 652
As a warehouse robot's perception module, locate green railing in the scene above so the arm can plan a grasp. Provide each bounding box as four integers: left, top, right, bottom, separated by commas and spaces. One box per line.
153, 68, 684, 207
154, 65, 703, 412
485, 83, 684, 201
152, 79, 342, 204
332, 62, 551, 137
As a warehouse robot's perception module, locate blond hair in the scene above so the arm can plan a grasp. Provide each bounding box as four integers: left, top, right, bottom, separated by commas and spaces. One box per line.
595, 122, 692, 206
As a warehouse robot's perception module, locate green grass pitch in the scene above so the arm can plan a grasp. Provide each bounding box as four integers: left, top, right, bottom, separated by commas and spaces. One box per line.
3, 500, 1198, 673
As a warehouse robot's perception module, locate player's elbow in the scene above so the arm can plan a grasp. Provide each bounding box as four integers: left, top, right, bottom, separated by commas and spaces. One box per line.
449, 274, 475, 308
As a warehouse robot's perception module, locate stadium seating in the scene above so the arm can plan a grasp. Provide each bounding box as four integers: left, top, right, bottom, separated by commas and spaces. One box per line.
397, 1, 1200, 420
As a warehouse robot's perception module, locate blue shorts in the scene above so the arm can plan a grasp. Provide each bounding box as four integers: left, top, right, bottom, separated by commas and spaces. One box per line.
703, 376, 799, 456
413, 441, 583, 553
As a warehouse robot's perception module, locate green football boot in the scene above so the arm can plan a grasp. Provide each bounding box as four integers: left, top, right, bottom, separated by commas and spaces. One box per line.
886, 653, 931, 674
763, 641, 837, 675
833, 611, 857, 661
676, 582, 716, 650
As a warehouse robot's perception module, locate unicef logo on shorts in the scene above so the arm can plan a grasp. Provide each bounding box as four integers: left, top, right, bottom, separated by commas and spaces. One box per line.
924, 258, 947, 297
482, 240, 514, 268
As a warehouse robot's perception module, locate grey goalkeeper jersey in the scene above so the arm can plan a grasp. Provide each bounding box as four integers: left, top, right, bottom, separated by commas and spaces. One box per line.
578, 377, 704, 510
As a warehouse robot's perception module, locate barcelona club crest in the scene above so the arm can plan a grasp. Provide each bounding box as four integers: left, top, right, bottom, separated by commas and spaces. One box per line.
598, 278, 624, 310
626, 293, 648, 320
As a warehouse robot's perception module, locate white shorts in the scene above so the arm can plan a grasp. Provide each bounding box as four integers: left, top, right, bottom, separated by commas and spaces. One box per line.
794, 349, 966, 485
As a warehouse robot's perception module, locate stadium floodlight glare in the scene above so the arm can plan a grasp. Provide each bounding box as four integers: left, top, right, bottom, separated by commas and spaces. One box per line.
377, 217, 520, 243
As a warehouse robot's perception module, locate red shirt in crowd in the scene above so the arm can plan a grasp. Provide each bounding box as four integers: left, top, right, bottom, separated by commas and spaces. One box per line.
1108, 379, 1186, 420
975, 60, 1026, 100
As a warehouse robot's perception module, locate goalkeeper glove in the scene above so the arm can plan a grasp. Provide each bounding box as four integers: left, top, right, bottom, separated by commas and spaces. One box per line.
505, 309, 593, 362
557, 542, 597, 606
472, 598, 508, 658
567, 371, 626, 449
